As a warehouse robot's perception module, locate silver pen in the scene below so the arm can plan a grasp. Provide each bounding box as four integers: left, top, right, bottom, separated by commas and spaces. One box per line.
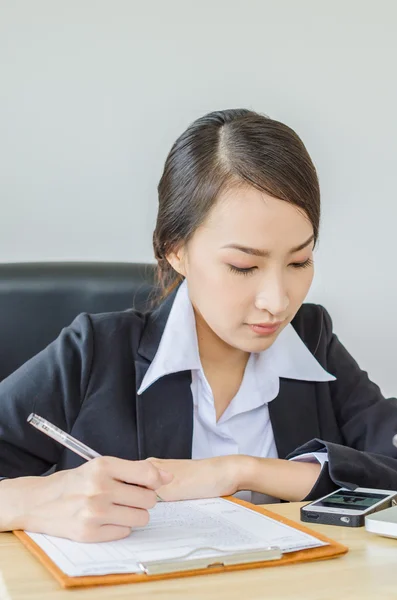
28, 413, 101, 460
27, 413, 163, 500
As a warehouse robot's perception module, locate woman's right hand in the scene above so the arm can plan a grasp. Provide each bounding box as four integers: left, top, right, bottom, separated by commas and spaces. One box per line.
2, 457, 173, 542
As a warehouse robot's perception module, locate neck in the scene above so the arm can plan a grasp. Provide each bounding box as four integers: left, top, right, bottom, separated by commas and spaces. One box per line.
194, 309, 249, 371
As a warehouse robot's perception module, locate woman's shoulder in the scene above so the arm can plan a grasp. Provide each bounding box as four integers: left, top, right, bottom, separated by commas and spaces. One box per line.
53, 297, 172, 367
291, 303, 333, 354
70, 308, 148, 342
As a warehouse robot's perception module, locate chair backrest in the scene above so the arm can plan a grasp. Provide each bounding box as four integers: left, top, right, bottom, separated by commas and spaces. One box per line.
0, 262, 156, 381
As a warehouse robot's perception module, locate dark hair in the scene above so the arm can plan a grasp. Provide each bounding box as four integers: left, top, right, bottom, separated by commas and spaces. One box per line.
153, 108, 320, 299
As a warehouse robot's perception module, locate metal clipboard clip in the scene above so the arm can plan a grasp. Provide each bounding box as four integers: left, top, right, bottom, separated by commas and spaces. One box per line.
137, 545, 282, 576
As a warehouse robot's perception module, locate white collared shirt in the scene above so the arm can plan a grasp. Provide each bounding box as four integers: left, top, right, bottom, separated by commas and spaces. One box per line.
138, 281, 336, 504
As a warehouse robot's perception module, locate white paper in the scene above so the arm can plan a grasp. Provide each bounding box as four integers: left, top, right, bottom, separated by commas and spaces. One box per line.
26, 498, 327, 576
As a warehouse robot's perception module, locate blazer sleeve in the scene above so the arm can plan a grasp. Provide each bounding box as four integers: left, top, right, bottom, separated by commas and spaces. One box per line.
0, 314, 93, 478
287, 307, 397, 499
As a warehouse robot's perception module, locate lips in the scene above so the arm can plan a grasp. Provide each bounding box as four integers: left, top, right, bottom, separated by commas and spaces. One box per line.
247, 322, 283, 335
251, 322, 283, 328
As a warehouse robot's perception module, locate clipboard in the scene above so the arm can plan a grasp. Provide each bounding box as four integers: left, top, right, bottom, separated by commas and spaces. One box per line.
13, 497, 348, 588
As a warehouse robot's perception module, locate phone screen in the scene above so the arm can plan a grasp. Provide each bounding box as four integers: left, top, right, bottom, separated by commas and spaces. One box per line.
312, 490, 389, 511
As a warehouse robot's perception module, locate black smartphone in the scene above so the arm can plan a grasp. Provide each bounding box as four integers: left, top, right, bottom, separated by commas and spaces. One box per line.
301, 487, 397, 527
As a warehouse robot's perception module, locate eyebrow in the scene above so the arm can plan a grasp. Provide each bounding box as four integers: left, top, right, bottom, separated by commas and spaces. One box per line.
221, 234, 315, 257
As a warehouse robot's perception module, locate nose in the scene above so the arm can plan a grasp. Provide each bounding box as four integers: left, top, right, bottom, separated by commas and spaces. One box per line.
254, 272, 289, 316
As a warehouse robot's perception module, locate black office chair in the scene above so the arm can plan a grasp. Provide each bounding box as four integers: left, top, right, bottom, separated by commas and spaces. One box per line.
0, 262, 157, 382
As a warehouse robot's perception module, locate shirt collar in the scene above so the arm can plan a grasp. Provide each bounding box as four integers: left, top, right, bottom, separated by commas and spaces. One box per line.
138, 280, 335, 394
261, 322, 336, 383
138, 281, 201, 393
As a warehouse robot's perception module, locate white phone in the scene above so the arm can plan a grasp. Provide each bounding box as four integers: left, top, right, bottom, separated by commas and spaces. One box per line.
300, 487, 397, 527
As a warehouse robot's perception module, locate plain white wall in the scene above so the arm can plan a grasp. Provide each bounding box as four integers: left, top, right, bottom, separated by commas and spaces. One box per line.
0, 0, 396, 396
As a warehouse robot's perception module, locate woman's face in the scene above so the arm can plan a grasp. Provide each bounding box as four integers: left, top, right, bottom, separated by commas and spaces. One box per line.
169, 185, 315, 353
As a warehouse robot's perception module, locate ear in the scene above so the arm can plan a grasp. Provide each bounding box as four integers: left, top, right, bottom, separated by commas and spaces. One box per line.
166, 245, 187, 277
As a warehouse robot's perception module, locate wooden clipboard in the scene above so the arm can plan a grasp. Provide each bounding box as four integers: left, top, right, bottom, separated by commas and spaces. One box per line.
13, 497, 348, 589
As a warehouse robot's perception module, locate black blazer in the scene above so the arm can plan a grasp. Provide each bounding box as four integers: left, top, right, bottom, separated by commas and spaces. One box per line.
1, 291, 397, 500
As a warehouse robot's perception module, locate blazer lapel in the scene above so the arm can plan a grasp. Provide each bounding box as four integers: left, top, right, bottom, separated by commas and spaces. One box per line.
268, 378, 320, 459
135, 365, 193, 460
134, 289, 193, 460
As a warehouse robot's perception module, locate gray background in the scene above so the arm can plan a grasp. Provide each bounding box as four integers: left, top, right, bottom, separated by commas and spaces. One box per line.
0, 0, 396, 395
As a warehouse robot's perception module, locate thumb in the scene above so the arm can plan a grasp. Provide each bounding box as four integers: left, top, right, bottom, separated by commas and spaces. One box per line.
159, 469, 174, 484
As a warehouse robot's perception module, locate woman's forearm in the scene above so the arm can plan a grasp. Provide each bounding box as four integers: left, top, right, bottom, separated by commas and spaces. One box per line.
236, 456, 321, 501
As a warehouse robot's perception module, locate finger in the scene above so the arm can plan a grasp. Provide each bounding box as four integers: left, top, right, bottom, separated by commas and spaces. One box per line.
103, 457, 166, 490
146, 458, 174, 484
110, 480, 158, 510
90, 526, 132, 543
103, 505, 150, 529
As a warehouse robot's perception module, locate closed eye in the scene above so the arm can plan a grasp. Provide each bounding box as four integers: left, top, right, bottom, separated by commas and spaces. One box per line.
290, 258, 313, 269
228, 258, 313, 275
228, 265, 257, 276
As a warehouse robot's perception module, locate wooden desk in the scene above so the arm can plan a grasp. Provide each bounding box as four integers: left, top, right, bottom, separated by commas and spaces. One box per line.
0, 502, 396, 600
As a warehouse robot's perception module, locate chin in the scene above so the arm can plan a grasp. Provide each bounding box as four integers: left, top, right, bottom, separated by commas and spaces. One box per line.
218, 325, 283, 354
243, 329, 282, 352
228, 337, 275, 354
250, 338, 277, 352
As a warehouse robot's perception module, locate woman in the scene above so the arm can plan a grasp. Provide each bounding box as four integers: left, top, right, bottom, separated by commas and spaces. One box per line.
0, 109, 396, 543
